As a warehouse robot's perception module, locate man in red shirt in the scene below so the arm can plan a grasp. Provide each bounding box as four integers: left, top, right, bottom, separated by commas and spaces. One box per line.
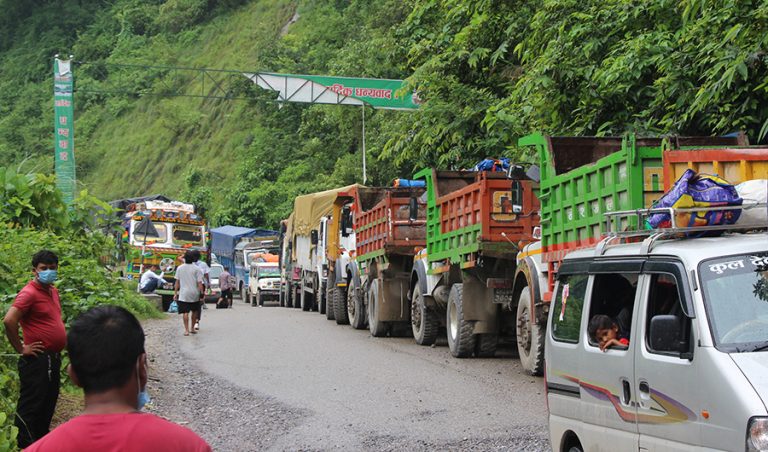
25, 305, 211, 451
3, 250, 66, 449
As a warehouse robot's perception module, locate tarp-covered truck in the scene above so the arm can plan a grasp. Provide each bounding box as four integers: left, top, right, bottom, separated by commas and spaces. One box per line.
210, 226, 279, 301
331, 186, 428, 336
409, 168, 540, 358
282, 184, 364, 312
512, 133, 749, 375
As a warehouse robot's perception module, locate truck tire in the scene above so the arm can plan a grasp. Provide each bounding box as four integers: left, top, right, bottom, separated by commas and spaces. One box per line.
348, 280, 366, 330
516, 286, 544, 376
325, 286, 336, 320
301, 280, 311, 311
318, 282, 326, 315
475, 334, 498, 358
447, 284, 475, 358
334, 286, 349, 325
367, 280, 389, 337
411, 284, 438, 345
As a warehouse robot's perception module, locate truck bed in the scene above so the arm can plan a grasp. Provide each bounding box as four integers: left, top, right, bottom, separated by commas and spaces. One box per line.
416, 169, 539, 265
354, 187, 427, 262
663, 147, 768, 189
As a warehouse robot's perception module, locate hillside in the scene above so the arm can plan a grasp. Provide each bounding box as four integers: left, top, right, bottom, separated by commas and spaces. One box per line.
1, 0, 767, 228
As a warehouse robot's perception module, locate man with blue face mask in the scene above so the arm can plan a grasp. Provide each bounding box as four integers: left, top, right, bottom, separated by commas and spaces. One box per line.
24, 305, 211, 451
3, 249, 66, 449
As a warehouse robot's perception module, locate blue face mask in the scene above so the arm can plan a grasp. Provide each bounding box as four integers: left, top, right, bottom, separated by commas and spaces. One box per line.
37, 269, 58, 285
137, 389, 150, 411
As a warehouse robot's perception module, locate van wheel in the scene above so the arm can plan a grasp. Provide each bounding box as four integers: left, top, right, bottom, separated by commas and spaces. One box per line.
348, 280, 366, 329
367, 280, 390, 337
411, 284, 438, 345
516, 286, 544, 376
568, 447, 583, 452
334, 286, 349, 325
475, 334, 498, 358
326, 286, 336, 320
447, 284, 475, 358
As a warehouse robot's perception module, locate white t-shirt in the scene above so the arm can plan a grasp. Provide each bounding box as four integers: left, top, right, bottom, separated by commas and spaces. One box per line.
175, 264, 203, 303
194, 261, 210, 287
139, 270, 166, 290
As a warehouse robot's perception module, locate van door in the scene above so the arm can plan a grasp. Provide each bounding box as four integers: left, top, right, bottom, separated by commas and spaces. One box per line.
579, 264, 642, 450
635, 262, 700, 451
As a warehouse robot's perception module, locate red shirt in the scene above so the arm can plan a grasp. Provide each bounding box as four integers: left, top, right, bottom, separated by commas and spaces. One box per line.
12, 280, 66, 353
25, 412, 211, 452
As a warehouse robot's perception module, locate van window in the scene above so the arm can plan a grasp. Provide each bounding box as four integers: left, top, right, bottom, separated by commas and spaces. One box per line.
586, 273, 637, 347
645, 273, 691, 355
550, 274, 588, 343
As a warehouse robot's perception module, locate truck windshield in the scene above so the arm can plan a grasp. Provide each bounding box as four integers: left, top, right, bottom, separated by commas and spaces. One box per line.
257, 266, 280, 277
172, 225, 204, 246
700, 252, 768, 351
209, 266, 223, 279
132, 222, 167, 244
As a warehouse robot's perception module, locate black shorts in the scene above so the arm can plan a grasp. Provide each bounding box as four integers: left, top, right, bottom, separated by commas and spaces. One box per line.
221, 289, 233, 300
177, 301, 200, 314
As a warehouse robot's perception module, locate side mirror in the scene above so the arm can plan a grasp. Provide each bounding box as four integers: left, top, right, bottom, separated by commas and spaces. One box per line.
341, 206, 353, 237
310, 229, 318, 245
509, 180, 523, 214
526, 164, 540, 183
409, 197, 419, 222
649, 315, 685, 354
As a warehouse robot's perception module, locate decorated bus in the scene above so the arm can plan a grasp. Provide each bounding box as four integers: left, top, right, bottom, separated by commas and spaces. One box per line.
119, 198, 208, 307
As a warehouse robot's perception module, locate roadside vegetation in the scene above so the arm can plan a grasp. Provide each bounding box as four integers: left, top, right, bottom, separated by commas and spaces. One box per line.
1, 0, 766, 229
0, 167, 161, 450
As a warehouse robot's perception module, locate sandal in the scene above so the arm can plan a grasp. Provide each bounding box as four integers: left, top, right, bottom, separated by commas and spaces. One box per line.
190, 330, 197, 334
183, 332, 190, 336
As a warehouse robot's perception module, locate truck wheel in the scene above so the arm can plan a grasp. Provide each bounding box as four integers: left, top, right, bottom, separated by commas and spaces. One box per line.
475, 334, 498, 358
516, 286, 544, 376
411, 284, 438, 345
334, 286, 349, 325
367, 280, 389, 337
447, 284, 475, 358
348, 281, 366, 330
318, 283, 326, 314
326, 286, 336, 320
300, 280, 311, 311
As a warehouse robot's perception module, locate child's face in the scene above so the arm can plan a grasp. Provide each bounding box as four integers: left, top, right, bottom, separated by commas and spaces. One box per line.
595, 325, 618, 347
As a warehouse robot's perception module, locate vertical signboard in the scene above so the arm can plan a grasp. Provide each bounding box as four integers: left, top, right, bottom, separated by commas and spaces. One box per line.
54, 57, 76, 204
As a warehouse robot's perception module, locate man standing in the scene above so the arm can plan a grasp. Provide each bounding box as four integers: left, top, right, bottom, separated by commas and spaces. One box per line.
24, 305, 211, 451
218, 267, 234, 308
139, 264, 166, 294
190, 250, 210, 330
174, 252, 203, 336
3, 250, 66, 449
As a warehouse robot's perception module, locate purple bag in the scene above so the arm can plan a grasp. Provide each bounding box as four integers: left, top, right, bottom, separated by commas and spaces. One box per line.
647, 169, 742, 230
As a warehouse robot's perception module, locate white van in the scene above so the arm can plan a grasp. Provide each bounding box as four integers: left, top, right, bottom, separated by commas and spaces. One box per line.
545, 218, 768, 451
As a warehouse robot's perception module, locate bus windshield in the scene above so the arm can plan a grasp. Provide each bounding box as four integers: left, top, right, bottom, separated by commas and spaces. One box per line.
172, 225, 205, 246
700, 252, 768, 352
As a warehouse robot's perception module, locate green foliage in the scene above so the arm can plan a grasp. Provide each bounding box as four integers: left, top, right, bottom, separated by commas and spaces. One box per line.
0, 168, 160, 450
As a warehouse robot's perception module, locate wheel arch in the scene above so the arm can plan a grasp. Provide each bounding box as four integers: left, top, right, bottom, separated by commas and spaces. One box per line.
560, 430, 582, 452
513, 256, 543, 325
410, 258, 428, 299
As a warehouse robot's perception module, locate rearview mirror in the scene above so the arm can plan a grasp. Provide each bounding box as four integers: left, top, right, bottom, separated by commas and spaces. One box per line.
649, 315, 686, 355
409, 197, 419, 222
310, 229, 318, 245
341, 206, 352, 237
509, 180, 523, 214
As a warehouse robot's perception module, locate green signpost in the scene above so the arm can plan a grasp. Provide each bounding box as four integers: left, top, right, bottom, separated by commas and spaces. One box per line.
53, 56, 76, 204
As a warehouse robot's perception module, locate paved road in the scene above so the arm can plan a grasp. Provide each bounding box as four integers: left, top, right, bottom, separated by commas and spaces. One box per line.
174, 300, 550, 450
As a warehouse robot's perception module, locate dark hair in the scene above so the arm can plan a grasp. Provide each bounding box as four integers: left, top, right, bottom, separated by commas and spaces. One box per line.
183, 252, 195, 264
67, 305, 145, 393
587, 314, 616, 339
32, 250, 58, 268
189, 249, 201, 262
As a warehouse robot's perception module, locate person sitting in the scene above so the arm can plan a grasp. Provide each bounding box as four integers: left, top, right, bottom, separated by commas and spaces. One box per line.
588, 314, 629, 352
24, 305, 211, 451
139, 264, 167, 294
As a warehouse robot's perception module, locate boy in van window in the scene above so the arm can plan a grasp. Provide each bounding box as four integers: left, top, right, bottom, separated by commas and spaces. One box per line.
588, 315, 629, 352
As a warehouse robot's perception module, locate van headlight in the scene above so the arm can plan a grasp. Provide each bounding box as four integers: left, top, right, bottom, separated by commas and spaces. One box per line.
748, 417, 768, 451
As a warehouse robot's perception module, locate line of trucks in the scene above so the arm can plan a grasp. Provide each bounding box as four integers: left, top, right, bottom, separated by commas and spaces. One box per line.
237, 133, 768, 376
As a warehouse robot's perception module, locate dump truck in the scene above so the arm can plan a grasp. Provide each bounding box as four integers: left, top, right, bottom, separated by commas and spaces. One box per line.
409, 168, 540, 358
511, 133, 751, 375
282, 185, 363, 312
328, 186, 428, 336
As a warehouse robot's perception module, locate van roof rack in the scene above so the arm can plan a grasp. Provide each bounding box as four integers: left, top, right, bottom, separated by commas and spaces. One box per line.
595, 203, 768, 256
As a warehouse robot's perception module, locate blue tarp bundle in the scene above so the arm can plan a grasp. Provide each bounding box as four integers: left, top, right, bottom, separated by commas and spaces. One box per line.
472, 158, 510, 172
210, 226, 277, 257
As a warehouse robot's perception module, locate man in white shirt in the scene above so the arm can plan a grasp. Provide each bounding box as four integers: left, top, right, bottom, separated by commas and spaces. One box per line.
174, 253, 203, 336
189, 250, 210, 328
139, 264, 167, 294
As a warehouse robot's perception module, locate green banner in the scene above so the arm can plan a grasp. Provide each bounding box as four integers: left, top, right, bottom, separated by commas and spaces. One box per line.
248, 72, 420, 110
54, 57, 76, 204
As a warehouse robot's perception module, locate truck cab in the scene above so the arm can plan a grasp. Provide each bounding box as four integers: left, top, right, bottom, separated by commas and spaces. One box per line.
545, 210, 768, 452
248, 260, 281, 307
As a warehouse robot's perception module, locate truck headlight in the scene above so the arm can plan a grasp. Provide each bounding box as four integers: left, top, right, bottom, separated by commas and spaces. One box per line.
748, 417, 768, 451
